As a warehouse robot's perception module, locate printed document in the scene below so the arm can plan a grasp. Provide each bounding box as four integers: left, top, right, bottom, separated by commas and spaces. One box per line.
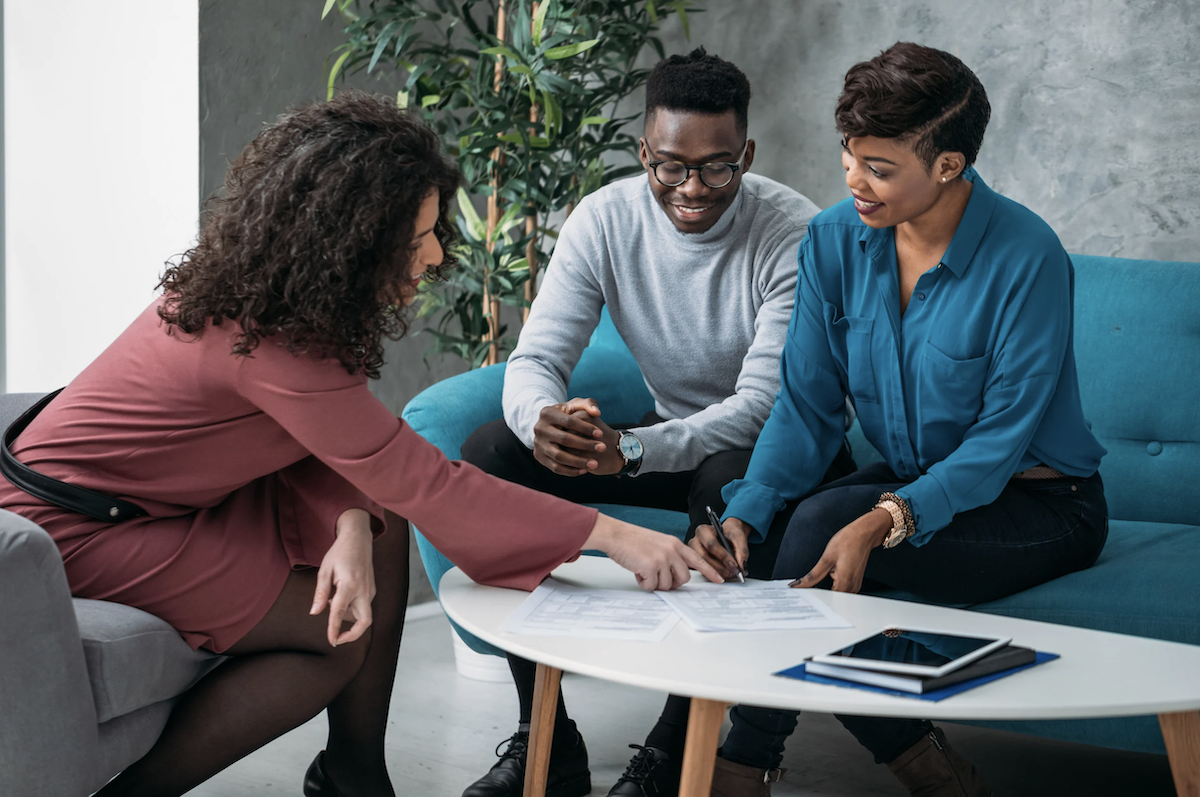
654, 580, 852, 632
500, 578, 680, 642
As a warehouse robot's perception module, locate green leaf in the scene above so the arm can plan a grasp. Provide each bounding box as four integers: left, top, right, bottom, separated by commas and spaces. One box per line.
321, 0, 338, 20
368, 18, 404, 73
531, 0, 552, 47
544, 39, 600, 60
541, 90, 561, 136
645, 0, 659, 23
510, 64, 536, 77
480, 45, 521, 61
670, 1, 690, 39
492, 203, 526, 241
397, 90, 410, 108
580, 115, 610, 126
457, 189, 486, 241
421, 94, 441, 107
326, 49, 352, 101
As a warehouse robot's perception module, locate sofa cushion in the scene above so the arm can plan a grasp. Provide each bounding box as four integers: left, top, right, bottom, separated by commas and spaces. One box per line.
74, 599, 224, 723
974, 519, 1200, 645
1070, 256, 1200, 527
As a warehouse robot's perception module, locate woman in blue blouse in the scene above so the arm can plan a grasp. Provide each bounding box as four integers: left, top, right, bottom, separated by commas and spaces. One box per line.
689, 43, 1108, 796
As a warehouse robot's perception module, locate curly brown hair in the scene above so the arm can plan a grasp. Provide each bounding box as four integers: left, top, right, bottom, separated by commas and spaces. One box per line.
158, 91, 461, 378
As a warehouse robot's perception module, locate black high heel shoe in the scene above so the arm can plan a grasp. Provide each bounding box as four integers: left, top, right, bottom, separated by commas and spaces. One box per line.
303, 751, 347, 797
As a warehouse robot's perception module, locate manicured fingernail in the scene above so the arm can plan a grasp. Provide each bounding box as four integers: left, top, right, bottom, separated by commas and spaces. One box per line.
788, 578, 803, 588
310, 603, 320, 615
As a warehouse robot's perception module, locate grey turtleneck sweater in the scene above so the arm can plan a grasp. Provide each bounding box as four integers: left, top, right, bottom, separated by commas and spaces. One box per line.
502, 173, 819, 474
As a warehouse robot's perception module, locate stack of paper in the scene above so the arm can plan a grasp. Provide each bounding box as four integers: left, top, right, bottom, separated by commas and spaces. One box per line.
500, 578, 850, 642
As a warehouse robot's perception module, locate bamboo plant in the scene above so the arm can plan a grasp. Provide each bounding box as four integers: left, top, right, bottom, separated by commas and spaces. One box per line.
323, 0, 697, 367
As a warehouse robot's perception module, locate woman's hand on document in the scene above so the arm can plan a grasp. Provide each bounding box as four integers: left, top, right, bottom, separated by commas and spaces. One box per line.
587, 514, 724, 590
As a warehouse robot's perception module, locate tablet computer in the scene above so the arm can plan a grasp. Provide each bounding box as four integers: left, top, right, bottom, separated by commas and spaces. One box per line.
808, 627, 1011, 678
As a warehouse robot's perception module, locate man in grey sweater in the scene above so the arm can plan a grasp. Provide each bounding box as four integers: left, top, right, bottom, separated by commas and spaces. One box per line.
461, 49, 848, 797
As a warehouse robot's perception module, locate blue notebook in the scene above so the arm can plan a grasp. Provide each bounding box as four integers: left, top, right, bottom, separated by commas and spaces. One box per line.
774, 652, 1059, 702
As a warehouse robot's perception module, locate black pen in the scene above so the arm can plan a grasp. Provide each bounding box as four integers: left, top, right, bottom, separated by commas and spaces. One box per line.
704, 505, 745, 583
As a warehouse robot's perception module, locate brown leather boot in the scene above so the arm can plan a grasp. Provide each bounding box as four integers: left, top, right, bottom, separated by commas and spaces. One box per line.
886, 727, 991, 797
709, 756, 785, 797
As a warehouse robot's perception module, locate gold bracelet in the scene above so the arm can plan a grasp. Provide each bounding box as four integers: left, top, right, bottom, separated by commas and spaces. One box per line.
876, 491, 916, 541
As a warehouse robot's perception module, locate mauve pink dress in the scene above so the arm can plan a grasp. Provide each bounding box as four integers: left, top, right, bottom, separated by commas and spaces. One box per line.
0, 300, 596, 652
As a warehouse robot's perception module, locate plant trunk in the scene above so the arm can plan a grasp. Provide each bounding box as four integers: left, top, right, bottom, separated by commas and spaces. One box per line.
482, 0, 508, 366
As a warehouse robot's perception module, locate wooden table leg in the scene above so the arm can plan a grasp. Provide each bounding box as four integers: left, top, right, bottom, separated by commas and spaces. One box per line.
1160, 711, 1200, 797
524, 663, 563, 797
678, 698, 729, 797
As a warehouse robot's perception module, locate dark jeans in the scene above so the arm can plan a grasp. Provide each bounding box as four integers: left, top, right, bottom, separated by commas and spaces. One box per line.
720, 462, 1108, 769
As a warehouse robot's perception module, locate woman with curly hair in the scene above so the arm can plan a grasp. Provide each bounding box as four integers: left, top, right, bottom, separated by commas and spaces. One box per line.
0, 92, 719, 797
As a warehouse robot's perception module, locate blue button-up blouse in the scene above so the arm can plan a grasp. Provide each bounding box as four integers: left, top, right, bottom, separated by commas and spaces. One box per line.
722, 168, 1106, 545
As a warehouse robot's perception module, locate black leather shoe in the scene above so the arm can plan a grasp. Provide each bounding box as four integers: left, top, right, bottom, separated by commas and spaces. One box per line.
303, 751, 347, 797
606, 745, 679, 797
463, 722, 591, 797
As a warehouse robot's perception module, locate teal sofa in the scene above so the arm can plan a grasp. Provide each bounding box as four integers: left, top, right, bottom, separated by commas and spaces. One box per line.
401, 253, 1200, 756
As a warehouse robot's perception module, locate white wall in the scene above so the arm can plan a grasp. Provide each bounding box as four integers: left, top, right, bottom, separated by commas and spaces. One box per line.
4, 0, 198, 392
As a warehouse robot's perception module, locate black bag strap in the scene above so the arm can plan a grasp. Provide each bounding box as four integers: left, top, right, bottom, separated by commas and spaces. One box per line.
1, 389, 147, 523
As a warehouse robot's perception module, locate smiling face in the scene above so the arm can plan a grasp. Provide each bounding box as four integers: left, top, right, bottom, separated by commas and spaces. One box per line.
391, 189, 444, 306
639, 108, 755, 234
841, 135, 965, 229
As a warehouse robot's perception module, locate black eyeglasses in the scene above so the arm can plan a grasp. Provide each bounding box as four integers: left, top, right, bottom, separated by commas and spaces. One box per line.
647, 142, 748, 189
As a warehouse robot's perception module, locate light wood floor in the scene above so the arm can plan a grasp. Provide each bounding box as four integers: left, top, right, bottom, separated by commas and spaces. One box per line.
191, 608, 1177, 797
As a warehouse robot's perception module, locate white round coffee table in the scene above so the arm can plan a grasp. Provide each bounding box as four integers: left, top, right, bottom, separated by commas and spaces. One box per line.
440, 557, 1200, 797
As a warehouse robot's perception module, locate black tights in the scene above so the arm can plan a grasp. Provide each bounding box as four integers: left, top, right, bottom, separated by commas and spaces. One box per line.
95, 515, 411, 797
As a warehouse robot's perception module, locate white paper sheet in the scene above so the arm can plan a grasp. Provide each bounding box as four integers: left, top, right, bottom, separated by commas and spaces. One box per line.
500, 579, 680, 642
654, 580, 852, 632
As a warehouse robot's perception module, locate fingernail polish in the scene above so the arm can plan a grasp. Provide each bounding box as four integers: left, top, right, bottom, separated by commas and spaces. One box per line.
788, 578, 803, 588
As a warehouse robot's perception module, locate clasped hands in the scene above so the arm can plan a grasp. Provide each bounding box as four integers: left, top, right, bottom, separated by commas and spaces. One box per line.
533, 397, 625, 476
690, 507, 894, 593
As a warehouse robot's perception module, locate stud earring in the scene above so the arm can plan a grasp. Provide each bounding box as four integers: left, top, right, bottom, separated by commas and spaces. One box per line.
941, 177, 948, 182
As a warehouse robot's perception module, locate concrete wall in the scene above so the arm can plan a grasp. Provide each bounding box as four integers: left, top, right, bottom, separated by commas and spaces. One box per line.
644, 0, 1199, 262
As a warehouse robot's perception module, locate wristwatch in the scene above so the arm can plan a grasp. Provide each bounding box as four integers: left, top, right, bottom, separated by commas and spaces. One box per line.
616, 430, 644, 477
875, 492, 915, 548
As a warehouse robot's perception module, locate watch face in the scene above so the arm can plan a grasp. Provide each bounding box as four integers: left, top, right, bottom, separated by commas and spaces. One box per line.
619, 433, 643, 461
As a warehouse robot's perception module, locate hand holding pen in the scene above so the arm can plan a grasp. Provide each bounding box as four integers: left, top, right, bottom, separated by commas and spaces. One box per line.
701, 505, 747, 583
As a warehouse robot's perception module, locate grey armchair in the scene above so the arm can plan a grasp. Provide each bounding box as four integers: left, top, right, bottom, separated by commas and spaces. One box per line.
0, 393, 222, 796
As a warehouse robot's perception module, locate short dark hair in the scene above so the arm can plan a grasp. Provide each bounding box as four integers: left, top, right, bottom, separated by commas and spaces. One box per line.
159, 91, 461, 378
645, 47, 752, 134
835, 42, 991, 170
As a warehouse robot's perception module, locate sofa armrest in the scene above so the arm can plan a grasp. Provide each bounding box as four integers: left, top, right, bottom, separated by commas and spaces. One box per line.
401, 363, 506, 460
0, 509, 99, 796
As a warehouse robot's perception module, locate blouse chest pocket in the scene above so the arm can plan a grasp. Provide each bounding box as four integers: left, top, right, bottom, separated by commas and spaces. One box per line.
918, 341, 991, 433
830, 310, 879, 404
